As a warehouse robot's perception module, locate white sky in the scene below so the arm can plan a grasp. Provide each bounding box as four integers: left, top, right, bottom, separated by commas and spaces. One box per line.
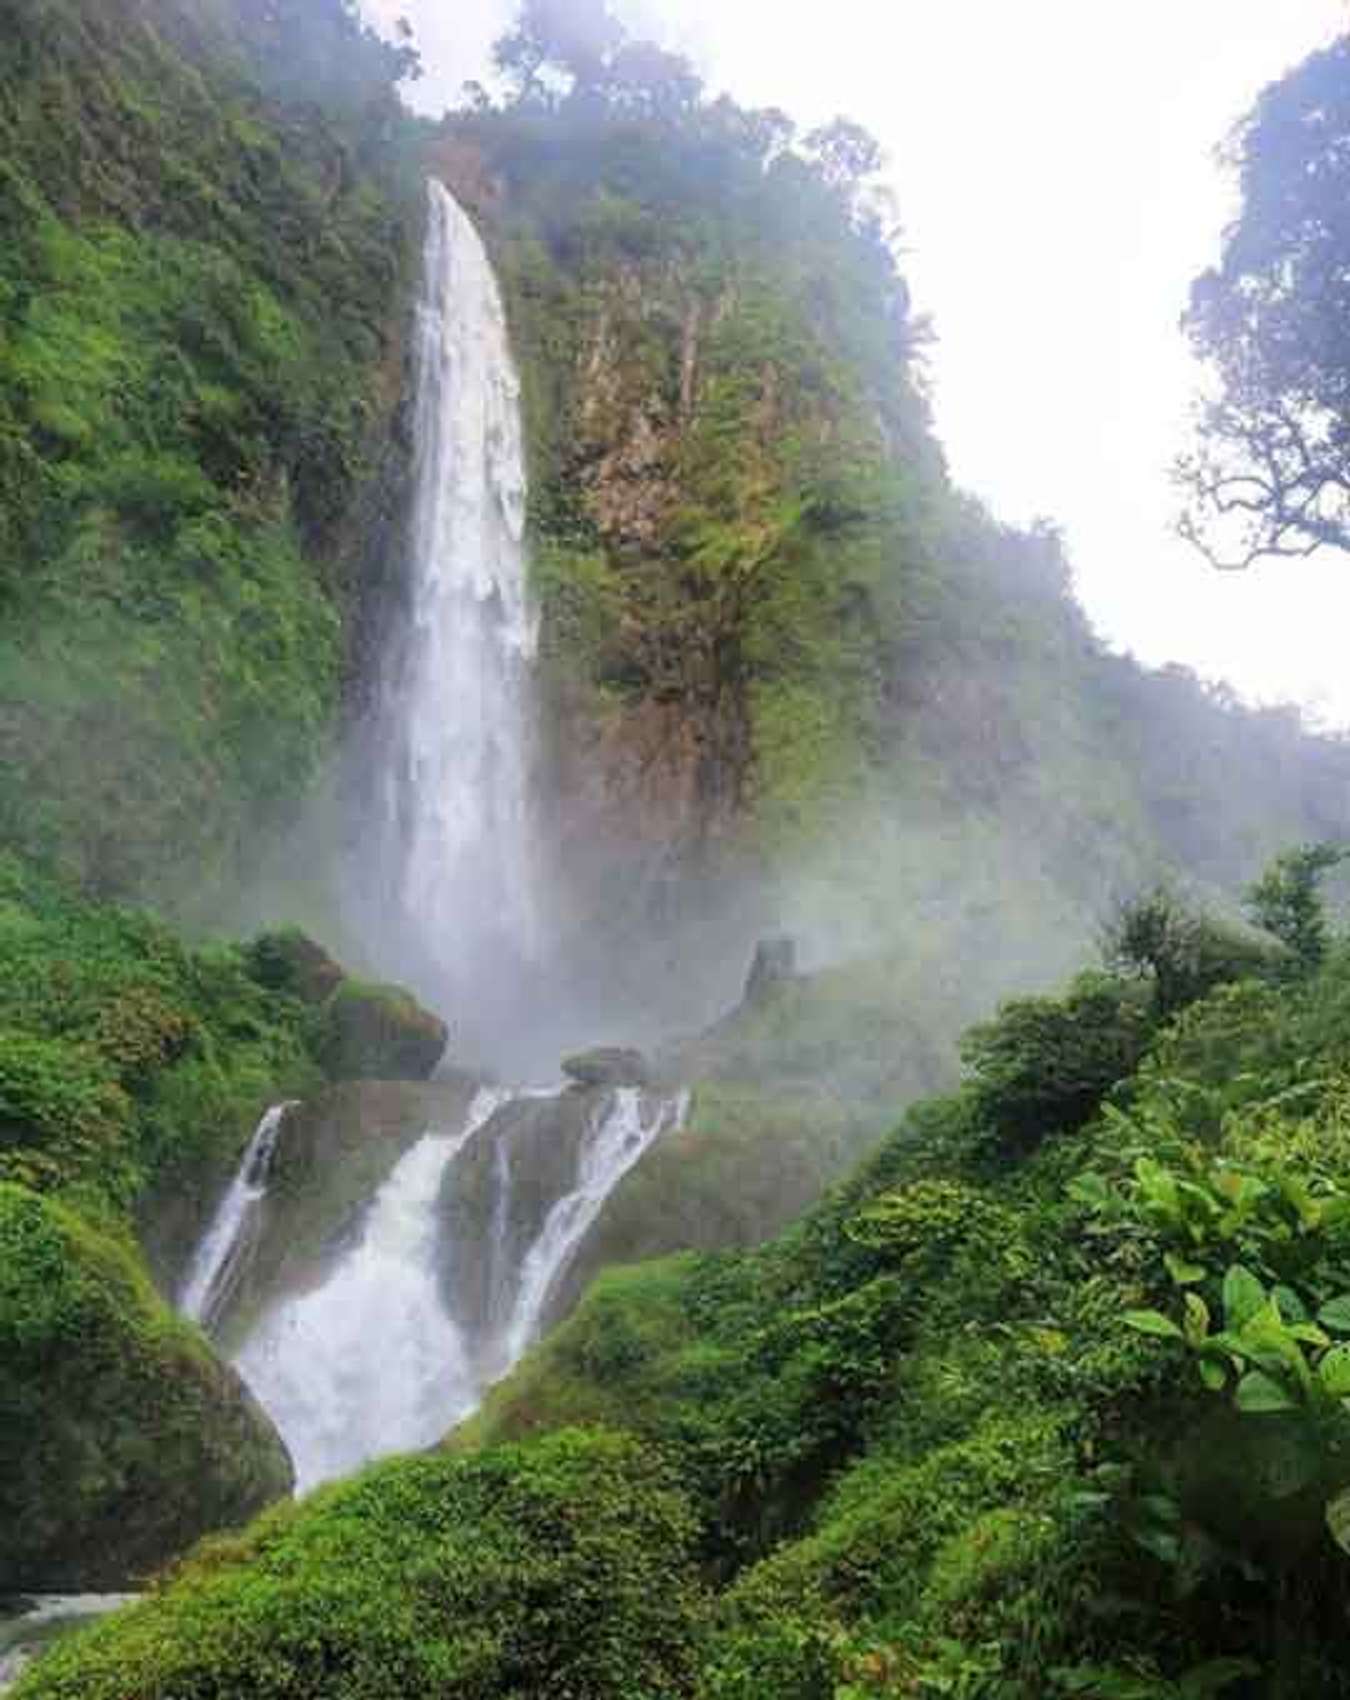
369, 0, 1350, 726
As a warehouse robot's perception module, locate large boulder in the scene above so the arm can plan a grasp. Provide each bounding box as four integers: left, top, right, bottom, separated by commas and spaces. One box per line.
0, 1183, 292, 1590
316, 979, 449, 1081
244, 927, 346, 1006
561, 1046, 651, 1088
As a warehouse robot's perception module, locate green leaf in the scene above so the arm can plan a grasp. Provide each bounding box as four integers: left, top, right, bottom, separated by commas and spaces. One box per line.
1327, 1486, 1350, 1555
1318, 1295, 1350, 1333
1124, 1308, 1184, 1340
1319, 1345, 1350, 1398
1198, 1357, 1227, 1391
1235, 1369, 1298, 1414
1223, 1265, 1266, 1329
1165, 1251, 1206, 1286
1273, 1284, 1309, 1323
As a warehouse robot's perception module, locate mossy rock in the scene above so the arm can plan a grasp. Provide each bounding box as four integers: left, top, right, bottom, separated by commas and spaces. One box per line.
244, 927, 346, 1006
0, 1183, 293, 1590
437, 1086, 608, 1359
13, 1431, 706, 1699
316, 979, 449, 1082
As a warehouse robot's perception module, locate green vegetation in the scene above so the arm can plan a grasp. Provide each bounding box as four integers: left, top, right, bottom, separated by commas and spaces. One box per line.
0, 853, 319, 1220
0, 0, 420, 902
0, 1181, 292, 1587
454, 863, 1350, 1695
31, 851, 1350, 1691
16, 1431, 706, 1699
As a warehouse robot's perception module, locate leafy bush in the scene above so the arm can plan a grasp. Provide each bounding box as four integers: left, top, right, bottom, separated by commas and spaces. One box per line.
961, 971, 1153, 1155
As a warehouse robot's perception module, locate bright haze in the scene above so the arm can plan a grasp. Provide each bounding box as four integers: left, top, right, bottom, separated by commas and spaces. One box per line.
367, 0, 1350, 726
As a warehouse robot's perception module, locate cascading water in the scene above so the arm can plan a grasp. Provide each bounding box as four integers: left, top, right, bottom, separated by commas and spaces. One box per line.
178, 1104, 290, 1331
179, 1084, 689, 1493
234, 1088, 505, 1493
500, 1088, 689, 1366
354, 179, 542, 1037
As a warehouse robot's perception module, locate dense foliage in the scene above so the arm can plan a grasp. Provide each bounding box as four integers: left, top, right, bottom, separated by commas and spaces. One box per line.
455, 878, 1350, 1696
16, 1431, 707, 1699
0, 854, 321, 1221
27, 861, 1350, 1693
0, 1180, 292, 1588
0, 0, 419, 900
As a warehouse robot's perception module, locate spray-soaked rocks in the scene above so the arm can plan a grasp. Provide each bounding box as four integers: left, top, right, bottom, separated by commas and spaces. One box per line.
561, 1047, 652, 1088
0, 1183, 292, 1591
315, 979, 449, 1081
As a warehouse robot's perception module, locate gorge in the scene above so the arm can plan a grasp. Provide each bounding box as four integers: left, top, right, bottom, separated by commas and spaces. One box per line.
6, 2, 1350, 1695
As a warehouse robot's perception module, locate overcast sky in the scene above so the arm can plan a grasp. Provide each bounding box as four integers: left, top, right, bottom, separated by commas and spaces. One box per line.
367, 0, 1350, 726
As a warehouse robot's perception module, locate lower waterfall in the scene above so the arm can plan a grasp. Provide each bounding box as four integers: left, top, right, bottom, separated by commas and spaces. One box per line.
184, 1084, 688, 1494
178, 1103, 290, 1331
233, 1088, 503, 1492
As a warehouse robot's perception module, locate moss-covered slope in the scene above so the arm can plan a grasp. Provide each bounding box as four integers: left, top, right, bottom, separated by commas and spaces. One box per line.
21, 892, 1350, 1690
0, 0, 420, 903
14, 1431, 706, 1700
0, 1182, 292, 1589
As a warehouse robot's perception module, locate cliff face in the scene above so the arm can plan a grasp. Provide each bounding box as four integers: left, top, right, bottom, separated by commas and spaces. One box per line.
433, 110, 931, 878
436, 108, 1349, 946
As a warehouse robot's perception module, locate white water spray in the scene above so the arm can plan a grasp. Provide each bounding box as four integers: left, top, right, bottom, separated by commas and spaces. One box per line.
178, 1104, 290, 1331
234, 1089, 505, 1493
360, 179, 541, 1014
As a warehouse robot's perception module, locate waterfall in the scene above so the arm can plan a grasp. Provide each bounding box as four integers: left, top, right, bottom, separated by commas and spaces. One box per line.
356, 179, 541, 1033
178, 1104, 290, 1331
234, 1088, 505, 1494
501, 1089, 689, 1365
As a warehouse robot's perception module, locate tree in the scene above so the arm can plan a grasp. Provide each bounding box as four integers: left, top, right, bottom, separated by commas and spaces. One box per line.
1245, 843, 1347, 973
1179, 36, 1350, 569
493, 0, 624, 101
1105, 886, 1278, 1019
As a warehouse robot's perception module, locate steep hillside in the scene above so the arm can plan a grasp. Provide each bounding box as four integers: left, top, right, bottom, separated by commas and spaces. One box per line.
0, 0, 420, 903
23, 871, 1350, 1696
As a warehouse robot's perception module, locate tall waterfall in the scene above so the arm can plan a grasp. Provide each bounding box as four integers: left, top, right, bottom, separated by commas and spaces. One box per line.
357, 179, 541, 1032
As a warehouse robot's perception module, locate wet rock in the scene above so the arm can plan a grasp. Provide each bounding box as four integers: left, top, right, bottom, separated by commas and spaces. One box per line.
561, 1046, 651, 1088
218, 1076, 480, 1346
743, 935, 798, 1006
316, 979, 448, 1081
437, 1087, 606, 1362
